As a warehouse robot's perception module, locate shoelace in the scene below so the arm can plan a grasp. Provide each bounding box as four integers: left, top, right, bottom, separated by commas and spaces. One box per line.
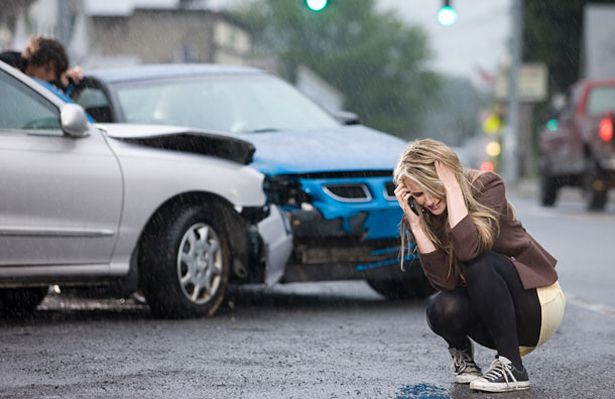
451, 350, 479, 373
483, 358, 516, 383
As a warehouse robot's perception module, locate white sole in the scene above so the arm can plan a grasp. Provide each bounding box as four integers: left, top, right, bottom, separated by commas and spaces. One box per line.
455, 374, 482, 384
470, 380, 530, 392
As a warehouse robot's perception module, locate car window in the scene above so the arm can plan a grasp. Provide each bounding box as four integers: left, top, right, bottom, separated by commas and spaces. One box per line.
586, 86, 615, 116
0, 70, 62, 135
73, 85, 113, 122
114, 75, 340, 133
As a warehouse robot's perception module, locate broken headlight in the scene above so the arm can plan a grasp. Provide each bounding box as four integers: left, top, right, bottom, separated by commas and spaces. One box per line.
263, 175, 311, 206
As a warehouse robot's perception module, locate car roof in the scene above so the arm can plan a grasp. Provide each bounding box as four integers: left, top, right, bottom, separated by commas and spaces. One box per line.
87, 63, 266, 84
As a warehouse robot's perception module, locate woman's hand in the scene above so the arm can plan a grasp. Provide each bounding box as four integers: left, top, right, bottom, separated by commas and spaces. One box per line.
394, 183, 420, 228
435, 161, 460, 192
435, 160, 467, 228
60, 66, 84, 88
395, 182, 437, 254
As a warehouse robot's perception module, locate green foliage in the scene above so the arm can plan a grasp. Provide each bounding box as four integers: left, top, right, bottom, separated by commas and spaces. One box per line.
523, 0, 583, 94
232, 0, 441, 138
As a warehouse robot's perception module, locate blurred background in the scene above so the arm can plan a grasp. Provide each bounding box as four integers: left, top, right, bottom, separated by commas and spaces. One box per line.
1, 0, 612, 180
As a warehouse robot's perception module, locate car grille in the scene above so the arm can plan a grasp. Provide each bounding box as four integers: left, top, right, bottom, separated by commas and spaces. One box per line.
323, 184, 372, 202
384, 182, 396, 200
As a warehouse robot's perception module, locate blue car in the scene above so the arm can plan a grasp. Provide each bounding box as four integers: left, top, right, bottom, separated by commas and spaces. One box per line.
72, 64, 432, 298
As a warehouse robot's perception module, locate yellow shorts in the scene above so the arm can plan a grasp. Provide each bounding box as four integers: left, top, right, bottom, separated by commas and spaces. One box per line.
519, 281, 566, 356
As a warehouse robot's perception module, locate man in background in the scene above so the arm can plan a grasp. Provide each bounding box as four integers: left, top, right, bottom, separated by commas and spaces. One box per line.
0, 35, 83, 92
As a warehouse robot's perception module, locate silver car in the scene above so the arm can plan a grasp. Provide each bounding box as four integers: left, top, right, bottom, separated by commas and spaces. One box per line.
0, 62, 292, 318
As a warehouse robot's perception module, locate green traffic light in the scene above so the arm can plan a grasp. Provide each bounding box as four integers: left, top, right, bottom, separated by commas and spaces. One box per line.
437, 5, 457, 26
546, 119, 558, 131
306, 0, 328, 12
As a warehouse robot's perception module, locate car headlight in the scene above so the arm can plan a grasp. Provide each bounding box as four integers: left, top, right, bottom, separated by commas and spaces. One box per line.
263, 176, 311, 206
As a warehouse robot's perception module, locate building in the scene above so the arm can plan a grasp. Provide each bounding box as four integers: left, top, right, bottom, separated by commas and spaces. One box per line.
1, 0, 252, 68
82, 3, 251, 67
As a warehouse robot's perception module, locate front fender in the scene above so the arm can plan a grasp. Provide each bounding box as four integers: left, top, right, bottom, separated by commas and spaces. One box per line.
106, 139, 266, 276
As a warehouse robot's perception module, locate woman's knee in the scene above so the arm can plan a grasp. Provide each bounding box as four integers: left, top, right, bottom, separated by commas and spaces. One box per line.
426, 291, 469, 333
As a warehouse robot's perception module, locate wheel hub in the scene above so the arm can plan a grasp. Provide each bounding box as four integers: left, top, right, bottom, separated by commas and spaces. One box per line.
177, 223, 222, 304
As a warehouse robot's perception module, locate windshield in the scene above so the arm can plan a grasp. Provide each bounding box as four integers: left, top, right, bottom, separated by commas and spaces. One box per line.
586, 86, 615, 116
114, 74, 340, 133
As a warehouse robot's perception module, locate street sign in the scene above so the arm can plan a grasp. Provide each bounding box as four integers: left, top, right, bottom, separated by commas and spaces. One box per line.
496, 63, 548, 102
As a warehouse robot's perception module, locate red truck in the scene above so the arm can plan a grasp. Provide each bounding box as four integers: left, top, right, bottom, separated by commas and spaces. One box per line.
539, 79, 615, 210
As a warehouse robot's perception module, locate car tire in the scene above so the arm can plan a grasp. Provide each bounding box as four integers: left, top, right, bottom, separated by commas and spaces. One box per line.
583, 160, 608, 211
139, 204, 231, 318
367, 277, 435, 299
0, 287, 47, 318
539, 167, 558, 207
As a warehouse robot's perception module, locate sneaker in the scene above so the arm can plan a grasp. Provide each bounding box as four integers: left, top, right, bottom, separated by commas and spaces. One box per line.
469, 356, 530, 392
449, 341, 482, 384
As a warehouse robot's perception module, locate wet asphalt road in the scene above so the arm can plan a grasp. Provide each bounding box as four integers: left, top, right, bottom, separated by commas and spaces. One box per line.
1, 187, 614, 398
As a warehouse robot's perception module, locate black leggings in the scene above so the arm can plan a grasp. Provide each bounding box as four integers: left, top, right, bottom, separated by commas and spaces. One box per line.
425, 251, 541, 370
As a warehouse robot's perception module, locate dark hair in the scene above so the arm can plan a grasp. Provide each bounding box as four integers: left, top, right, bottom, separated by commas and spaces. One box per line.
21, 36, 69, 79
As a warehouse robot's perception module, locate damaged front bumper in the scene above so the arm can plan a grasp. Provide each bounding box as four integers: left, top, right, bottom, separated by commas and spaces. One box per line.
282, 208, 420, 283
256, 205, 293, 286
264, 173, 418, 283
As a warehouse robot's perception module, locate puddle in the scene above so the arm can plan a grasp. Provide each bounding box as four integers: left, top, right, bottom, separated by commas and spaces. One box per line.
395, 383, 450, 399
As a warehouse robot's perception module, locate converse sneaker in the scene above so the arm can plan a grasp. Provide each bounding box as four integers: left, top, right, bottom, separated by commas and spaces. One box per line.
449, 341, 482, 384
469, 356, 530, 393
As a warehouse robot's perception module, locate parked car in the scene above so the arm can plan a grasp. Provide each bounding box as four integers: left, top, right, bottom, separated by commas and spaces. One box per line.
71, 64, 432, 298
539, 79, 615, 210
0, 61, 292, 318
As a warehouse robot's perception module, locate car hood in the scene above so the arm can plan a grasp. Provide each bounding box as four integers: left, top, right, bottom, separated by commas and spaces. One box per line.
96, 123, 255, 165
241, 125, 407, 175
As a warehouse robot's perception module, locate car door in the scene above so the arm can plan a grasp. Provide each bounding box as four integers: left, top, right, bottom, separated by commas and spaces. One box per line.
0, 69, 123, 268
71, 78, 116, 123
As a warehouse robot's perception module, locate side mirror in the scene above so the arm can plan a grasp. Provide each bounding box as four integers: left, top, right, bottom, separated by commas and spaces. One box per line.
61, 103, 89, 138
332, 110, 360, 125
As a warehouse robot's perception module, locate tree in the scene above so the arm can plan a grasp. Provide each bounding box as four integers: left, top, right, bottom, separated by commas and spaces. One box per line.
523, 0, 582, 95
232, 0, 441, 138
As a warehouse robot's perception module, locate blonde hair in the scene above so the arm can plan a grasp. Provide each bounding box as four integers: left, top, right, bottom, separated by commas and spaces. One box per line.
393, 139, 500, 278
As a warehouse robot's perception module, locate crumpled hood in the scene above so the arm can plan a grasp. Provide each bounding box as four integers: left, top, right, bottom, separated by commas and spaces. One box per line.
242, 125, 407, 175
96, 123, 255, 165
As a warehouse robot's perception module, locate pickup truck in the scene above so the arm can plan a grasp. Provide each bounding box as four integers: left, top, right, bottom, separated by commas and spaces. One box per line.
539, 79, 615, 210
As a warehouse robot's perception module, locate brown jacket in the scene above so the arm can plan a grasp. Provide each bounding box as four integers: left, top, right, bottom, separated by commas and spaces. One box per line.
419, 171, 558, 291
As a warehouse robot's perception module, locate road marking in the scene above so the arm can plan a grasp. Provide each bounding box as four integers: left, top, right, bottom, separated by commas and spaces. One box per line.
567, 295, 615, 317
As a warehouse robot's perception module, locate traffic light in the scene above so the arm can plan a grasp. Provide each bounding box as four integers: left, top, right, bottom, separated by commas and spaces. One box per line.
485, 140, 502, 158
546, 118, 558, 132
437, 0, 458, 26
305, 0, 329, 12
480, 161, 495, 172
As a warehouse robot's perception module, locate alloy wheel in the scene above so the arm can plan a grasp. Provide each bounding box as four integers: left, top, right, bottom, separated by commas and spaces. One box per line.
176, 223, 223, 304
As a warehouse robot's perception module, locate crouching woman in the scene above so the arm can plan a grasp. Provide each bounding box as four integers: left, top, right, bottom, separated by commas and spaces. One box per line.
393, 139, 565, 393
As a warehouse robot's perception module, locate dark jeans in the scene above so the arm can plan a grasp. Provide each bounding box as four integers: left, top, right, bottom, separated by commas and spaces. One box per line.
425, 251, 541, 369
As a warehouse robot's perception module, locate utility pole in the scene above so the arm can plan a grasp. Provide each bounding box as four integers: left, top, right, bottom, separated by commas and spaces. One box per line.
503, 0, 523, 183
